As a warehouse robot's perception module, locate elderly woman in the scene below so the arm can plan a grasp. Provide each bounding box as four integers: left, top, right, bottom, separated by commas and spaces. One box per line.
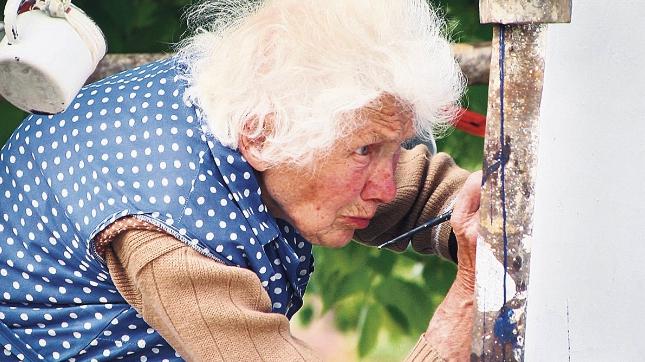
0, 0, 480, 360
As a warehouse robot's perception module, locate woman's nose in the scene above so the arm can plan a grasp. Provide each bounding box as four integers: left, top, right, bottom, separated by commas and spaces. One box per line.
361, 159, 397, 204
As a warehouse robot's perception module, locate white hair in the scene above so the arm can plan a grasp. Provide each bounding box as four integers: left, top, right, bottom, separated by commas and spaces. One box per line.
176, 0, 465, 166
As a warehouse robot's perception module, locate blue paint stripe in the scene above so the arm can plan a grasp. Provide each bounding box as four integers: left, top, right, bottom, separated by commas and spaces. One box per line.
499, 25, 509, 306
499, 24, 510, 361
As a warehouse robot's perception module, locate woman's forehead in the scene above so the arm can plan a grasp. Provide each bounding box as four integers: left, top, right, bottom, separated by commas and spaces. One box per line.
365, 93, 413, 116
353, 95, 415, 143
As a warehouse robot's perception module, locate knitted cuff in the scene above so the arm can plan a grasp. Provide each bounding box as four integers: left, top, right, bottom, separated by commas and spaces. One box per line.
405, 333, 445, 362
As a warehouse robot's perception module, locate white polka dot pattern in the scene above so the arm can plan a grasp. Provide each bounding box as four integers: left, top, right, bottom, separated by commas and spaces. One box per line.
0, 58, 314, 361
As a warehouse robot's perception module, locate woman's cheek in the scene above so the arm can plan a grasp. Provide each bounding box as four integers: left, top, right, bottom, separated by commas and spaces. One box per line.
346, 167, 371, 194
321, 159, 371, 200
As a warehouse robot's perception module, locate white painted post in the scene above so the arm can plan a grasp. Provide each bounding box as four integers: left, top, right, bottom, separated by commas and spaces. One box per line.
526, 1, 645, 360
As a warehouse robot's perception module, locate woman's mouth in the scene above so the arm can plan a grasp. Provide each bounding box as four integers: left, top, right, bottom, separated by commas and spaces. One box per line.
340, 216, 372, 229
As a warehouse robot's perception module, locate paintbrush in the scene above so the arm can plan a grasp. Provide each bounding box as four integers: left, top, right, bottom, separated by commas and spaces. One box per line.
377, 210, 453, 249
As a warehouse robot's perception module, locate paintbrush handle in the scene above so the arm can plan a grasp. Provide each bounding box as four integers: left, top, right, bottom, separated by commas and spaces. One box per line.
377, 210, 453, 249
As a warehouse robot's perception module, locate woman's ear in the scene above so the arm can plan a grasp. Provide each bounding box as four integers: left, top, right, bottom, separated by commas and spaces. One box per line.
239, 133, 270, 172
238, 115, 273, 172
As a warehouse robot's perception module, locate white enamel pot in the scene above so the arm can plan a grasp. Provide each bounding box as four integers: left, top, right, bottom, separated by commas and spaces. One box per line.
0, 0, 106, 114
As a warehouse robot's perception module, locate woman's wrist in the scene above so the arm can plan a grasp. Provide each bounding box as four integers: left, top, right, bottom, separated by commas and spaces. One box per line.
424, 277, 475, 360
454, 267, 475, 297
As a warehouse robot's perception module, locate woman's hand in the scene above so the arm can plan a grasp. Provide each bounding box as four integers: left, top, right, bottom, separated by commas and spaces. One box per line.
422, 171, 481, 361
450, 170, 482, 293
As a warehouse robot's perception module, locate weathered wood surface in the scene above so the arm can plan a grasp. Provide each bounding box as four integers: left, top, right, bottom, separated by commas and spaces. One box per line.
88, 43, 492, 85
480, 0, 572, 24
471, 24, 546, 362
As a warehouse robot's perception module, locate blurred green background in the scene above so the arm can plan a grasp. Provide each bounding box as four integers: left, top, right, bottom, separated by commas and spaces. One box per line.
0, 0, 489, 359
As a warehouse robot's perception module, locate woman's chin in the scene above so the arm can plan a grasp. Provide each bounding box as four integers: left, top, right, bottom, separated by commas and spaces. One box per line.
309, 230, 355, 248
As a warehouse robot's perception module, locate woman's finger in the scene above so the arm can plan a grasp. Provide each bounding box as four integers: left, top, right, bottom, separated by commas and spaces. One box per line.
450, 171, 482, 274
451, 171, 482, 237
453, 171, 482, 217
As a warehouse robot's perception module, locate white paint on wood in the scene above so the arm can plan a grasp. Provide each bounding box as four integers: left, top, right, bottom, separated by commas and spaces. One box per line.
475, 235, 517, 313
526, 1, 645, 360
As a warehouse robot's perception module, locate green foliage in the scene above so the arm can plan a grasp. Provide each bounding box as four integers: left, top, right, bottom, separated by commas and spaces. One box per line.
0, 100, 25, 143
357, 303, 384, 357
430, 0, 493, 43
308, 243, 459, 359
0, 0, 488, 359
73, 0, 189, 53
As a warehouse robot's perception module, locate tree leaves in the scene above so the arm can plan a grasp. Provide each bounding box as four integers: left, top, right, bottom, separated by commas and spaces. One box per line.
308, 243, 462, 358
374, 277, 433, 333
0, 101, 26, 143
74, 0, 189, 53
298, 304, 314, 326
384, 304, 410, 333
357, 303, 384, 358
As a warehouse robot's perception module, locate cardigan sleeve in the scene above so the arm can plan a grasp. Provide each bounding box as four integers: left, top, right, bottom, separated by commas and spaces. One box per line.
105, 228, 320, 361
105, 228, 444, 361
354, 145, 470, 260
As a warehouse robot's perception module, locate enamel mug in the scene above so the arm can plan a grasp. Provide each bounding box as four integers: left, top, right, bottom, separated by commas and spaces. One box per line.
0, 0, 106, 114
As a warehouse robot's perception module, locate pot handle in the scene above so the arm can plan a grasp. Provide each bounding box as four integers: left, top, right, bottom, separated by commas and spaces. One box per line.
3, 0, 22, 43
3, 0, 71, 43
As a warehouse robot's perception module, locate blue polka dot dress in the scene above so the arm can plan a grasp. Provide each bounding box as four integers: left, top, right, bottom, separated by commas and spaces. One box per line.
0, 58, 314, 361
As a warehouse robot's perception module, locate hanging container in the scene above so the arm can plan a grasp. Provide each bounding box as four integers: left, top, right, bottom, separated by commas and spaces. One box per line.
0, 0, 106, 114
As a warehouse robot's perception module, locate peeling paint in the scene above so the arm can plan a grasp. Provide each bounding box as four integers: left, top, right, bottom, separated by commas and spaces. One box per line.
475, 236, 517, 312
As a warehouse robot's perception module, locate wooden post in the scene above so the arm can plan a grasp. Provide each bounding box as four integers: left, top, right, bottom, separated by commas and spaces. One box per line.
472, 1, 571, 361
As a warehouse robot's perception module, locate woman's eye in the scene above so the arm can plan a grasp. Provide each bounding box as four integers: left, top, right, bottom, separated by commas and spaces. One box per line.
354, 146, 369, 156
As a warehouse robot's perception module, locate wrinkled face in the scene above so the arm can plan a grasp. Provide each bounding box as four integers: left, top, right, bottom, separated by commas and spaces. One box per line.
257, 95, 415, 247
